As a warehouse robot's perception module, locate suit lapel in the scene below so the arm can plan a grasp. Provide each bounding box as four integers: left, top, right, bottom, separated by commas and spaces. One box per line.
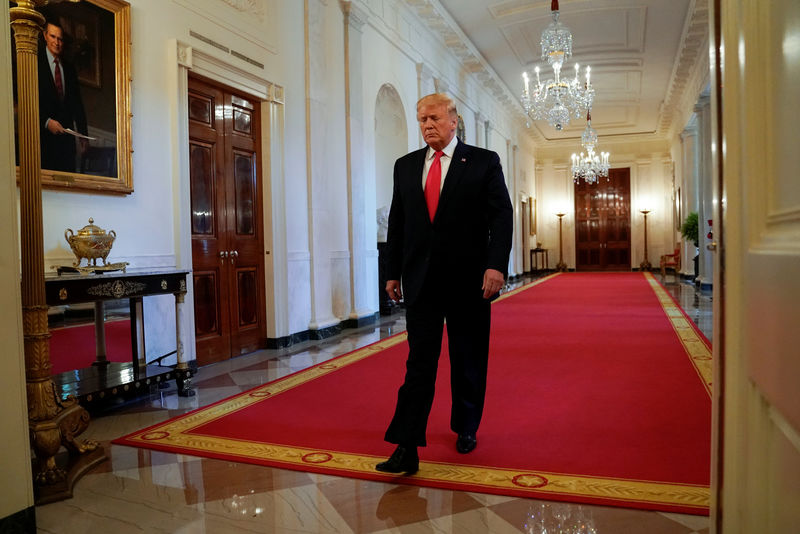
409, 148, 430, 222
435, 141, 469, 221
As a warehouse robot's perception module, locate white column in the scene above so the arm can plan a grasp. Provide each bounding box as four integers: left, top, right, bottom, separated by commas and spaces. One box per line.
305, 0, 345, 331
680, 122, 699, 277
505, 139, 515, 276
474, 111, 484, 148
512, 144, 521, 274
340, 1, 375, 322
415, 62, 434, 146
695, 95, 714, 288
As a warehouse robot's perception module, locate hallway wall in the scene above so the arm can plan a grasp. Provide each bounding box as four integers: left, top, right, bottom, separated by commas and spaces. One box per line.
28, 0, 538, 358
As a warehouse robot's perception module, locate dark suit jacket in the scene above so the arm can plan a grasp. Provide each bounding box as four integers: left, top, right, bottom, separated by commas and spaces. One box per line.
386, 140, 513, 306
38, 48, 87, 172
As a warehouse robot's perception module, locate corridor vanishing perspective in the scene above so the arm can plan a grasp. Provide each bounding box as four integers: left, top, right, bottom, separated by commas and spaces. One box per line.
35, 274, 711, 534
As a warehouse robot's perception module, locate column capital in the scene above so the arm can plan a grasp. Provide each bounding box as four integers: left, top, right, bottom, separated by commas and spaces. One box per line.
694, 94, 711, 112
680, 126, 698, 141
416, 62, 434, 81
340, 0, 368, 31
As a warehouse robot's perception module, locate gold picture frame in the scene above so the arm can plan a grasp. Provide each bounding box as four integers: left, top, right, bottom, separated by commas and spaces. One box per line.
529, 197, 537, 235
14, 0, 132, 194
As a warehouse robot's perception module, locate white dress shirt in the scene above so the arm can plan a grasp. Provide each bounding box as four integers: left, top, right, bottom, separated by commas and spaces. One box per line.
421, 135, 458, 193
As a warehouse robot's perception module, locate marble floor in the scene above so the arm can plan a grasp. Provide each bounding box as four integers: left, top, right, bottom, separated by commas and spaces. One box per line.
35, 272, 712, 533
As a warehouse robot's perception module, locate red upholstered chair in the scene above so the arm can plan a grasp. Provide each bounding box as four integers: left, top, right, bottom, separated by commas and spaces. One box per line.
660, 244, 681, 279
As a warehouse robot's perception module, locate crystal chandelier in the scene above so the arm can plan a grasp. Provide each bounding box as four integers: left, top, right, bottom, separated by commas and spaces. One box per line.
571, 111, 610, 184
521, 0, 594, 130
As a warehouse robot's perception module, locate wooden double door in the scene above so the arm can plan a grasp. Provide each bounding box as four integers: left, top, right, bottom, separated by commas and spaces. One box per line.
574, 168, 631, 271
188, 75, 266, 365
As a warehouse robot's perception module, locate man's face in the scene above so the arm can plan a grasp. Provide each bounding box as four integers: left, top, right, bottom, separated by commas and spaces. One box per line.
417, 101, 457, 151
44, 24, 63, 57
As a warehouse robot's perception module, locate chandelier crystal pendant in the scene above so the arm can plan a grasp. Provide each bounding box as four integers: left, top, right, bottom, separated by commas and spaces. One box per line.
571, 111, 610, 184
521, 0, 594, 130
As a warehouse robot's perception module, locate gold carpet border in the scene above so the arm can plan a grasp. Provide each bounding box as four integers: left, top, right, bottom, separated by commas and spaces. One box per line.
644, 272, 713, 397
155, 333, 410, 430
121, 271, 709, 512
495, 272, 561, 302
123, 429, 708, 510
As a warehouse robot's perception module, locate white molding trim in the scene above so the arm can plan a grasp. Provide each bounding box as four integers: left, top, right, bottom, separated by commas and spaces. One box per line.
288, 251, 312, 262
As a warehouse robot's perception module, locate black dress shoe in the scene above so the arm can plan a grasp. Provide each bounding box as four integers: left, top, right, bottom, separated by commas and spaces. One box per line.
376, 445, 419, 475
456, 433, 477, 454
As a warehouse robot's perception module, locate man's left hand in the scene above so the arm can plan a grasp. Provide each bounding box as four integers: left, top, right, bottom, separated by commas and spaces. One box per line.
482, 268, 504, 299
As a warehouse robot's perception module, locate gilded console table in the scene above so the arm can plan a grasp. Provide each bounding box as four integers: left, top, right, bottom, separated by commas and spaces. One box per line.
45, 269, 195, 406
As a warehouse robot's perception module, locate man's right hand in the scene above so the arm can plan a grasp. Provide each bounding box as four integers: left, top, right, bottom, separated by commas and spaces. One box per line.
386, 280, 403, 302
46, 119, 66, 134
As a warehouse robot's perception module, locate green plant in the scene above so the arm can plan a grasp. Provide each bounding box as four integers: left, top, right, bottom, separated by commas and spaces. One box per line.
681, 211, 699, 246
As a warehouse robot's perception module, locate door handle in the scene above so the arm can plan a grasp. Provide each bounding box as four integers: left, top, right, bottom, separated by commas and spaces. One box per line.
707, 242, 717, 251
231, 250, 238, 259
219, 251, 228, 263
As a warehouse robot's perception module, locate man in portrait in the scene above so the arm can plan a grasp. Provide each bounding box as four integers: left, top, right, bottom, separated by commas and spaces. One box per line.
38, 19, 89, 172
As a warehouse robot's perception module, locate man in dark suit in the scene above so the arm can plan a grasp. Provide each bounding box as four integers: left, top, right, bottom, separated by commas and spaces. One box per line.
39, 20, 88, 172
376, 93, 513, 475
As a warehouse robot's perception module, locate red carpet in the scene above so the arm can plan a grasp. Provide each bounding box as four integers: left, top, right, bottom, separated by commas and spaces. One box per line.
49, 319, 132, 374
114, 273, 712, 514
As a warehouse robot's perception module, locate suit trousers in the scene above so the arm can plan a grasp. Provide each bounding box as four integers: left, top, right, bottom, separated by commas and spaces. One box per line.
384, 272, 491, 447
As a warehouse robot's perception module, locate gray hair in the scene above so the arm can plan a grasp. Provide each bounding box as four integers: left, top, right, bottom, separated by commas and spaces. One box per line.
417, 93, 457, 118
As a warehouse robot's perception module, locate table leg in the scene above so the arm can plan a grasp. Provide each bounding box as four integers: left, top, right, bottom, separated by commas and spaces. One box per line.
130, 297, 146, 368
174, 291, 195, 397
92, 301, 109, 366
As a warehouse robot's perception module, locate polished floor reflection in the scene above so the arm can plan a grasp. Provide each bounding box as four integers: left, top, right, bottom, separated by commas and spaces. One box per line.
35, 273, 711, 533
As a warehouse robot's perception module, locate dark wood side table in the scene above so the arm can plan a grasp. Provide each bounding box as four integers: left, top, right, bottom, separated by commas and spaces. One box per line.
45, 269, 195, 406
530, 248, 549, 272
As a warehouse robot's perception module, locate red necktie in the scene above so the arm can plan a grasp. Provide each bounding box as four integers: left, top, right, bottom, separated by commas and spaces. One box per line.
425, 151, 443, 221
54, 57, 64, 99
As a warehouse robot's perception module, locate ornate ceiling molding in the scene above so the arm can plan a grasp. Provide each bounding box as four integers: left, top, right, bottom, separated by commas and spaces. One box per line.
219, 0, 265, 22
404, 0, 543, 143
406, 0, 710, 149
656, 0, 710, 138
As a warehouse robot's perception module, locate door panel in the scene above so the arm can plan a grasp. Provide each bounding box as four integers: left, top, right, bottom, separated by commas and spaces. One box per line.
718, 1, 800, 530
575, 168, 631, 271
189, 75, 265, 364
192, 272, 220, 336
189, 80, 229, 364
223, 89, 264, 357
189, 142, 216, 235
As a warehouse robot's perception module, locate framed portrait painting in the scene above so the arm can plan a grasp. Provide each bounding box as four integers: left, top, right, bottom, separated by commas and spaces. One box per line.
13, 0, 132, 194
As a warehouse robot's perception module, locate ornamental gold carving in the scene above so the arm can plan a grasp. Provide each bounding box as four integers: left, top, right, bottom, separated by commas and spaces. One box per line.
220, 0, 264, 21
87, 280, 146, 299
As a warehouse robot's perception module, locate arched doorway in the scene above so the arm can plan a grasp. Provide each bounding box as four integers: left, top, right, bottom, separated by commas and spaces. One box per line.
374, 84, 407, 314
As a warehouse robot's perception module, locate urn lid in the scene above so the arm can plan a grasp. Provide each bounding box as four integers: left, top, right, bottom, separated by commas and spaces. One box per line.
75, 218, 108, 237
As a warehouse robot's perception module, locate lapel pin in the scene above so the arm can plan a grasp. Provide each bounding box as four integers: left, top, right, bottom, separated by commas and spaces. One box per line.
461, 158, 466, 162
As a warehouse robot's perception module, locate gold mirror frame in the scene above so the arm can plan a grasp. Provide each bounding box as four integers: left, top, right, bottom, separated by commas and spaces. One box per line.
16, 0, 132, 194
